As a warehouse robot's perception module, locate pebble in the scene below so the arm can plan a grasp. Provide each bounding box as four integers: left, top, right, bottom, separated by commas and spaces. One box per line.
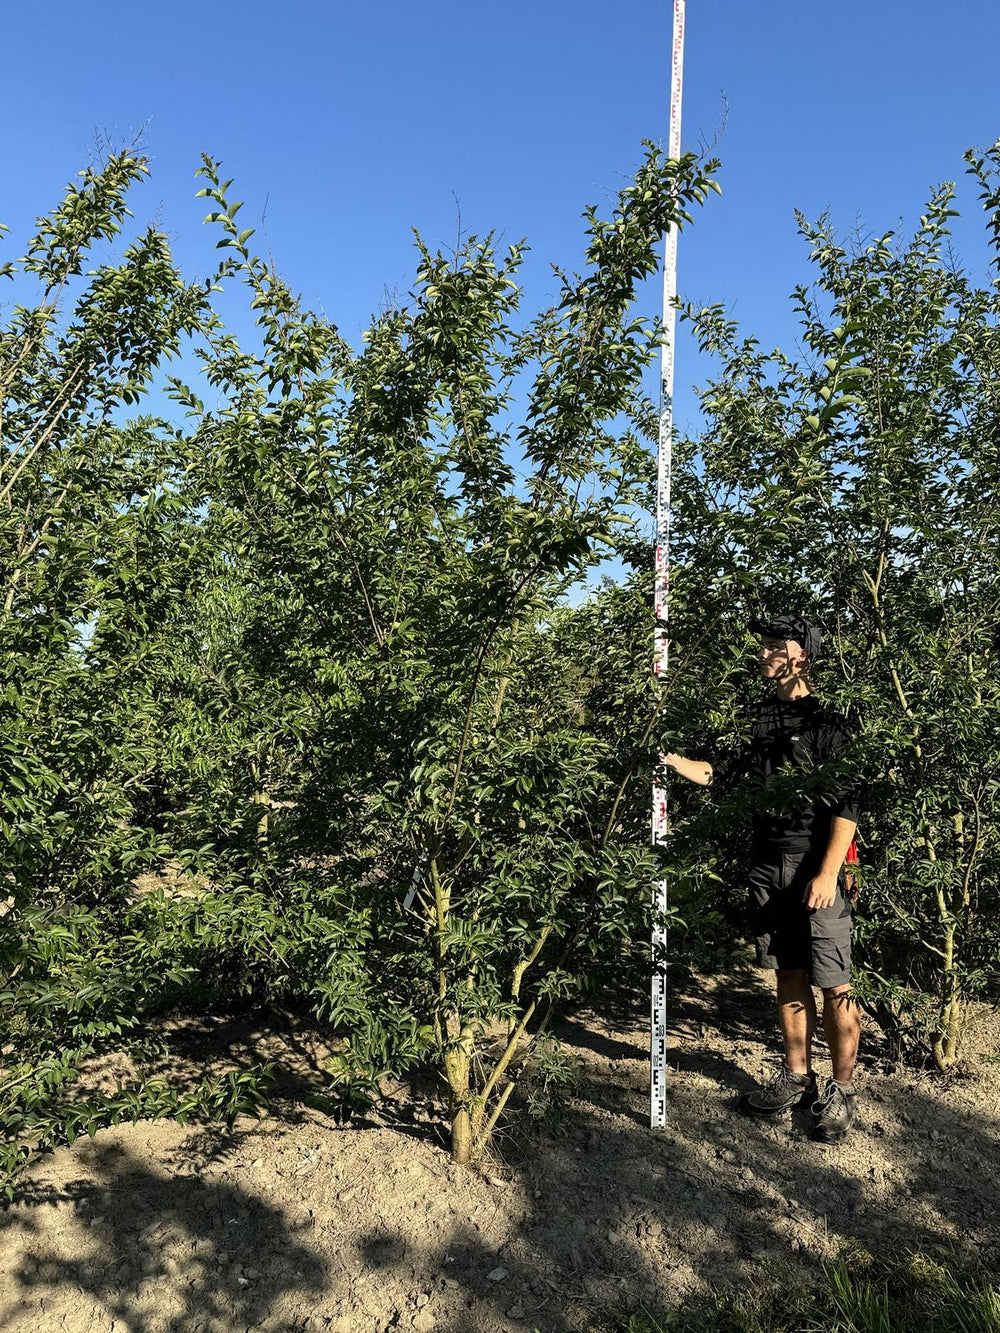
487, 1266, 509, 1283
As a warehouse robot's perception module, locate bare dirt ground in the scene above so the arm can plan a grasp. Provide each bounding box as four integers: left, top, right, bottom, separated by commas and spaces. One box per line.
2, 965, 998, 1333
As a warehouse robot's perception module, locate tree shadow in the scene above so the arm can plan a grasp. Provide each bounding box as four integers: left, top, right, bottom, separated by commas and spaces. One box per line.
145, 1008, 338, 1107
406, 1080, 1000, 1331
2, 978, 997, 1333
152, 1008, 450, 1150
2, 1139, 327, 1333
466, 971, 1000, 1330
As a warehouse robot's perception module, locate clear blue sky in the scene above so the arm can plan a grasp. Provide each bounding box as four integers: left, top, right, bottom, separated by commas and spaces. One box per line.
4, 0, 999, 437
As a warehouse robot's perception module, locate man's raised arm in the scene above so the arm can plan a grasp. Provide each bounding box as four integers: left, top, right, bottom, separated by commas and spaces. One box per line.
663, 753, 714, 786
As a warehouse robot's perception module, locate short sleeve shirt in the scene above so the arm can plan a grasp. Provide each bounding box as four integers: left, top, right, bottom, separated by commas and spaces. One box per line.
711, 694, 861, 854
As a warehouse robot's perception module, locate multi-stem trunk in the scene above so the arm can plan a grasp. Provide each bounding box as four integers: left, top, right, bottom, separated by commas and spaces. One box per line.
444, 1036, 475, 1165
430, 857, 477, 1164
932, 876, 964, 1072
933, 939, 963, 1072
932, 810, 973, 1071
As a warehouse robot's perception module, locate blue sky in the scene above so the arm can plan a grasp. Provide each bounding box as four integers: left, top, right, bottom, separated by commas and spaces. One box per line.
4, 0, 999, 440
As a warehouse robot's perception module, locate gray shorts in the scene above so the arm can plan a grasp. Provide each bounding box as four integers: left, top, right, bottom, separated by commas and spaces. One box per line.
748, 851, 852, 989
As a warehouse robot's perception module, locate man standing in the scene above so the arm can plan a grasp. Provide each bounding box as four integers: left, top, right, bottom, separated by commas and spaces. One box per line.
664, 615, 862, 1143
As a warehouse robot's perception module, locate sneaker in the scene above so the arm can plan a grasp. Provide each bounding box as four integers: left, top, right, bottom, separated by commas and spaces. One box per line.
739, 1065, 818, 1115
810, 1079, 858, 1142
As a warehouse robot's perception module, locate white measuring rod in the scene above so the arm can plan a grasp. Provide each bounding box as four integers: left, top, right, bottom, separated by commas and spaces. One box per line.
651, 0, 685, 1131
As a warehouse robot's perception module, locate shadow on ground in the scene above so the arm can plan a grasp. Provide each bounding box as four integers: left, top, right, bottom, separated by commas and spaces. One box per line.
2, 968, 998, 1332
4, 1139, 326, 1332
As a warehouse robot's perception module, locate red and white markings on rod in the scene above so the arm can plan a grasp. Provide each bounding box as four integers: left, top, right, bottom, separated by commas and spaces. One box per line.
651, 0, 686, 1132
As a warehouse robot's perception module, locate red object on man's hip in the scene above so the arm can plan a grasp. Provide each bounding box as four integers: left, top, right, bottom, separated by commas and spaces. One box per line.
844, 837, 859, 902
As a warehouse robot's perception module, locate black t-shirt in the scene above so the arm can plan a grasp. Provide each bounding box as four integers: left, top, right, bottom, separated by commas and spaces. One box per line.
711, 694, 862, 854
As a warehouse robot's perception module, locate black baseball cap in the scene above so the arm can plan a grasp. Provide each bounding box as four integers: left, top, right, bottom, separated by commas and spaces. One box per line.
749, 615, 822, 661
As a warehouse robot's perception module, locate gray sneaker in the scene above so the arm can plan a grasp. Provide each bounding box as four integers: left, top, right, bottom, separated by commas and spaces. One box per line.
739, 1065, 818, 1115
810, 1079, 857, 1142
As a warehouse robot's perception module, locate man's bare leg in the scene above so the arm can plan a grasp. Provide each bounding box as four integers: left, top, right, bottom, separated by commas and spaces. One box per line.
821, 985, 861, 1084
776, 968, 817, 1074
739, 967, 818, 1112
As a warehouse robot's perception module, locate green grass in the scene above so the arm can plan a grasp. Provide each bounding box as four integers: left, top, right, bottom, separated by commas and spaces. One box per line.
600, 1248, 1000, 1333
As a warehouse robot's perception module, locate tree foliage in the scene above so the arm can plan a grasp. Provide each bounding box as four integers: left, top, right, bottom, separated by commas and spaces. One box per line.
171, 145, 721, 1163
658, 139, 1000, 1067
0, 154, 270, 1190
2, 136, 998, 1190
1, 143, 721, 1177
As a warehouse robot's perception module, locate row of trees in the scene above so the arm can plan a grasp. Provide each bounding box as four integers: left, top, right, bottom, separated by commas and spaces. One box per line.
1, 140, 997, 1185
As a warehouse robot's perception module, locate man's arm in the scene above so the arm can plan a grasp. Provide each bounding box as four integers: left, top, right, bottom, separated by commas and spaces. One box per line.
803, 815, 857, 910
805, 708, 864, 910
663, 753, 713, 786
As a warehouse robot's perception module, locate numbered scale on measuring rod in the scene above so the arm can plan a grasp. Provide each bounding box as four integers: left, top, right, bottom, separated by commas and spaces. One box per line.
650, 0, 685, 1132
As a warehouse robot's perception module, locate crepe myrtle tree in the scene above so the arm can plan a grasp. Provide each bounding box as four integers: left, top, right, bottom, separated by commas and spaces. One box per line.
667, 140, 1000, 1069
180, 145, 720, 1162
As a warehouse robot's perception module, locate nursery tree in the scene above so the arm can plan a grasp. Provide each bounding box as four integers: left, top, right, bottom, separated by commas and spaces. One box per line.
181, 145, 721, 1162
0, 152, 267, 1187
662, 140, 1000, 1068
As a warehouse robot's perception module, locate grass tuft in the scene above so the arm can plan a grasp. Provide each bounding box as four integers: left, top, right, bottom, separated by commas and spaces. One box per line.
600, 1246, 1000, 1333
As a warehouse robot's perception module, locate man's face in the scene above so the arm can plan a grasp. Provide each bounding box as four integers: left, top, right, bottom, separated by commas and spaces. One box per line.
758, 635, 808, 681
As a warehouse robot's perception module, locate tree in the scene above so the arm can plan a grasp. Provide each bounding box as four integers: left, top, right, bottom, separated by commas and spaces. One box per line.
174, 145, 721, 1162
0, 152, 266, 1189
660, 140, 1000, 1068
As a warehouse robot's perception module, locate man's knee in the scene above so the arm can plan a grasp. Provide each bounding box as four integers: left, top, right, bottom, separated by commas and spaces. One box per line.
822, 984, 858, 1013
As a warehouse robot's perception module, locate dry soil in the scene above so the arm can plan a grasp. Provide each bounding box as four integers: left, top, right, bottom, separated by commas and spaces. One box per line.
2, 966, 998, 1333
